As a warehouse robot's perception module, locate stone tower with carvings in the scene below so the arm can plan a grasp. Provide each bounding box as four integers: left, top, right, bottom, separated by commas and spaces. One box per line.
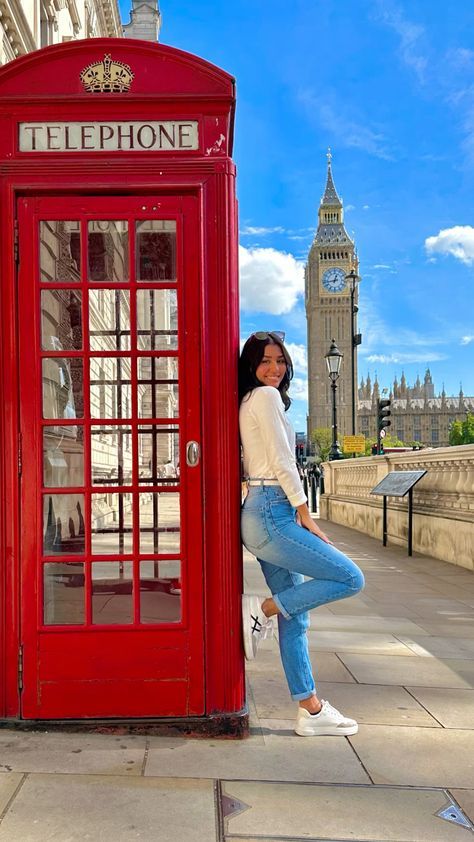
305, 152, 359, 444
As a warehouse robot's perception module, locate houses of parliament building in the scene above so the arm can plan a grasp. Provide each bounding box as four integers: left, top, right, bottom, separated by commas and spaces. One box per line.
358, 370, 473, 448
306, 154, 474, 450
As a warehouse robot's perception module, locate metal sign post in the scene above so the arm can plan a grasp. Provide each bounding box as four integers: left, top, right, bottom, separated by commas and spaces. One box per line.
370, 471, 427, 556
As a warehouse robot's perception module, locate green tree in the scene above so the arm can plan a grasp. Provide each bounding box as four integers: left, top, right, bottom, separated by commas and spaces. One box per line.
363, 433, 408, 456
311, 427, 332, 462
450, 413, 474, 445
448, 420, 463, 446
462, 412, 474, 444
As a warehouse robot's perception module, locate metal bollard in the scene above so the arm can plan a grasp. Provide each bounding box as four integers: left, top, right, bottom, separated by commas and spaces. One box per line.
311, 476, 317, 513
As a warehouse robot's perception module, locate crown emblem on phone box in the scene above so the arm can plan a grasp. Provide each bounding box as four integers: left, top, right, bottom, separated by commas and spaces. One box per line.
80, 54, 134, 93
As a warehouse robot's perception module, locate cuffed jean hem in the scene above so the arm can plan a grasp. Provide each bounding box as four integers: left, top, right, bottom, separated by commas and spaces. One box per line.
291, 689, 316, 701
272, 593, 291, 620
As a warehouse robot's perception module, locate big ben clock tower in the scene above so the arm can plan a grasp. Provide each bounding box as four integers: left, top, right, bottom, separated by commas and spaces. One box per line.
306, 151, 359, 443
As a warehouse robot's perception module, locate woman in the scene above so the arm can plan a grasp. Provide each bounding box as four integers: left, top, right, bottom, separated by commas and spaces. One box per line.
239, 331, 364, 737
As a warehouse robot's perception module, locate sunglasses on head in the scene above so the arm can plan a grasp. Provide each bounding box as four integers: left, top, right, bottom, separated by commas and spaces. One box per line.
251, 331, 286, 342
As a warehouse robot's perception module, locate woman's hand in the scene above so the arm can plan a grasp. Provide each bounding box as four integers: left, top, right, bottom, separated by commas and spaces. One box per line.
301, 519, 333, 544
295, 503, 333, 544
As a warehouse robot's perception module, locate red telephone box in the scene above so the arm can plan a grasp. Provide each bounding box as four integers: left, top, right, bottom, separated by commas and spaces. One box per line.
0, 39, 245, 733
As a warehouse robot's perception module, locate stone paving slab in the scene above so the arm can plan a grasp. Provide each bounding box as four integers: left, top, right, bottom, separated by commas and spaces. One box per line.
450, 790, 474, 824
392, 598, 474, 618
0, 730, 146, 776
242, 692, 266, 745
364, 582, 441, 596
406, 687, 474, 729
247, 648, 357, 683
427, 585, 474, 602
337, 652, 474, 688
144, 732, 370, 784
0, 774, 23, 813
0, 774, 216, 842
250, 674, 440, 726
331, 603, 427, 620
325, 601, 427, 621
459, 598, 474, 608
221, 780, 472, 841
428, 564, 474, 590
395, 635, 474, 660
413, 621, 474, 638
349, 724, 474, 788
307, 630, 417, 656
307, 614, 432, 636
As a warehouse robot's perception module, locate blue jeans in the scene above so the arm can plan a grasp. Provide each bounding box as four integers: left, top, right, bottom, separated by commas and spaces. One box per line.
241, 485, 365, 700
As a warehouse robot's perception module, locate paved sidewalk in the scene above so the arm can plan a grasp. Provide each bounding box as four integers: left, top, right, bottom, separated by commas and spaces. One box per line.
0, 522, 474, 840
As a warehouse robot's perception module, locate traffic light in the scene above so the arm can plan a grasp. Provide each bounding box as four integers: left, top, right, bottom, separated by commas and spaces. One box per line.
377, 398, 391, 454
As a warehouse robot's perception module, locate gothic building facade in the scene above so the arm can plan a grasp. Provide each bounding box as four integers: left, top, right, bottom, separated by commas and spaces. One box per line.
305, 152, 359, 441
358, 370, 474, 448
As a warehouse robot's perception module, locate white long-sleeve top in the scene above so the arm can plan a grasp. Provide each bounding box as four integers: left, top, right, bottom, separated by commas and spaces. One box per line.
239, 386, 307, 507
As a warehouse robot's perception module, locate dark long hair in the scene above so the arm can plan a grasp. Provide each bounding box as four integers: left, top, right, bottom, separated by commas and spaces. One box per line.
238, 333, 294, 411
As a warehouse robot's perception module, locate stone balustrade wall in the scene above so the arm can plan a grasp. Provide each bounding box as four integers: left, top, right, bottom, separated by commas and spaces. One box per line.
319, 444, 474, 569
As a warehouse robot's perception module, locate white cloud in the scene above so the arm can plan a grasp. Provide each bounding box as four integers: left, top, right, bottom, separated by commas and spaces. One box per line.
363, 204, 370, 210
425, 225, 474, 265
239, 245, 305, 314
367, 352, 447, 364
289, 376, 308, 402
358, 297, 450, 362
373, 0, 428, 84
240, 225, 285, 236
285, 343, 307, 375
373, 264, 391, 269
447, 48, 474, 72
298, 90, 395, 161
461, 336, 474, 345
345, 204, 356, 212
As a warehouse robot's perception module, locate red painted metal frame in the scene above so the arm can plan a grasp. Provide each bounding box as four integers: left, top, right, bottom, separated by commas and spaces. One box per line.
0, 39, 244, 722
19, 194, 204, 718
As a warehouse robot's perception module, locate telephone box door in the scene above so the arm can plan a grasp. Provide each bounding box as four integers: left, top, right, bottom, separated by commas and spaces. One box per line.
18, 193, 204, 719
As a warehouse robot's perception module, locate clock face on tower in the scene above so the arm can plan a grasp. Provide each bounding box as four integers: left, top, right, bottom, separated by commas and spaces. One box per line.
322, 267, 346, 293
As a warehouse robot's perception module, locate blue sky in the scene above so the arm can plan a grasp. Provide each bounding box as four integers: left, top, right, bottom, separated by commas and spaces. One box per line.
121, 0, 474, 430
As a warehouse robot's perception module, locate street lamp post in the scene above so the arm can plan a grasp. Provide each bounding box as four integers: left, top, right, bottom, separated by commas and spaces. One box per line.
345, 268, 362, 439
325, 339, 343, 461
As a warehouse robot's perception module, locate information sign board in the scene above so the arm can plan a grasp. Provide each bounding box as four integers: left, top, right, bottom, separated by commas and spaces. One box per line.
371, 470, 427, 498
370, 470, 428, 556
343, 435, 366, 454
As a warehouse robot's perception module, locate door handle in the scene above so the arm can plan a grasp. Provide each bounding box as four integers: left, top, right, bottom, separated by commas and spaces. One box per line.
186, 441, 200, 467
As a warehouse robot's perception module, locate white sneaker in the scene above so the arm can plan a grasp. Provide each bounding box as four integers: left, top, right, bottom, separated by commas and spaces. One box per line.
242, 595, 274, 660
295, 700, 358, 736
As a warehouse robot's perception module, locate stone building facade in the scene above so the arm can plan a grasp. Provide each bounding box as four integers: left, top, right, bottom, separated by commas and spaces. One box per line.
306, 152, 359, 441
358, 369, 474, 448
122, 0, 161, 41
0, 0, 122, 66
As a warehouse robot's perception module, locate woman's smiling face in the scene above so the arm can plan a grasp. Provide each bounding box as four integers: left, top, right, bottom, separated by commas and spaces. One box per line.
255, 343, 287, 389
